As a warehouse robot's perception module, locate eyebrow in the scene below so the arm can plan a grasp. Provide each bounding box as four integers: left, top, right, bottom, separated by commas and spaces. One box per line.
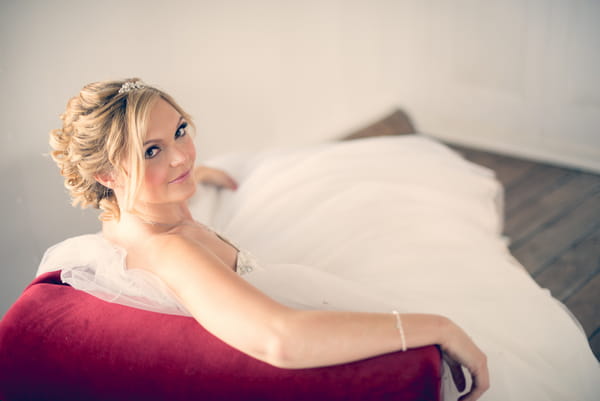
143, 116, 185, 146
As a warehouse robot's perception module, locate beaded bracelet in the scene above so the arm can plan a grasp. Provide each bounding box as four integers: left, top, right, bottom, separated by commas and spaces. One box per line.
392, 310, 407, 352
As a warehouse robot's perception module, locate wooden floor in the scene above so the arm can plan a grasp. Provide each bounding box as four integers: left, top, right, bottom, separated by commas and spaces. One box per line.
448, 144, 600, 361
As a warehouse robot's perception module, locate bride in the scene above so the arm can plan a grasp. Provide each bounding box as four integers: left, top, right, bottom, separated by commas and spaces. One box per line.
40, 79, 599, 400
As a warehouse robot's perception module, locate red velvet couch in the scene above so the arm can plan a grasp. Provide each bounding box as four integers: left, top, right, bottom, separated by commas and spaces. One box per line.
0, 271, 441, 401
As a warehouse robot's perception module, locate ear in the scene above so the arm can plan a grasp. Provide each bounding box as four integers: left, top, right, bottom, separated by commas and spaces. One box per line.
94, 172, 116, 189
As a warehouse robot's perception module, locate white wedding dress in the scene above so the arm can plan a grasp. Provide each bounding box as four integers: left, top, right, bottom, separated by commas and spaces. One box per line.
38, 135, 599, 400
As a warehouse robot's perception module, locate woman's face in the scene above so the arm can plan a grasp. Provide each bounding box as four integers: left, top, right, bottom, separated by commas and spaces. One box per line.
131, 98, 197, 206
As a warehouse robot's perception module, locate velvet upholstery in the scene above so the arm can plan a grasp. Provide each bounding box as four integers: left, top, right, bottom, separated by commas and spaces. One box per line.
0, 271, 442, 401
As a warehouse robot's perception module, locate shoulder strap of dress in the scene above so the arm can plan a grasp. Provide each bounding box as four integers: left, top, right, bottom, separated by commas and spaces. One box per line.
198, 222, 241, 252
214, 231, 241, 252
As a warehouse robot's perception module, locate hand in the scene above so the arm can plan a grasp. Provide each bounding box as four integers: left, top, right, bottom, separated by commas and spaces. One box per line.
440, 320, 489, 401
193, 166, 238, 190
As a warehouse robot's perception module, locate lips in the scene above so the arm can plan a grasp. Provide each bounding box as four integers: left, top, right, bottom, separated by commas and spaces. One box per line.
169, 168, 192, 184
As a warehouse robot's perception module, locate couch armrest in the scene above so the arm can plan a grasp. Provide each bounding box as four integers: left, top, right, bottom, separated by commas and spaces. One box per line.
0, 271, 441, 401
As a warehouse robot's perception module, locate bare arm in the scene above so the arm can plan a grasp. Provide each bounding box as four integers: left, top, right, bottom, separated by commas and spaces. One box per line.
193, 165, 238, 190
142, 234, 488, 399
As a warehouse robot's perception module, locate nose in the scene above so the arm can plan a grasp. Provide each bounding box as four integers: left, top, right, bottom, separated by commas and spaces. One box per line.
169, 146, 187, 167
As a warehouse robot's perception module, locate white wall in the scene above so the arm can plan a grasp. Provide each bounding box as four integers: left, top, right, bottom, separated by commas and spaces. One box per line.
1, 0, 599, 317
383, 0, 600, 172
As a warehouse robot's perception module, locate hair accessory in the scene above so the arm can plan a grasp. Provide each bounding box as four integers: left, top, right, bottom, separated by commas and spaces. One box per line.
392, 310, 407, 352
118, 81, 145, 94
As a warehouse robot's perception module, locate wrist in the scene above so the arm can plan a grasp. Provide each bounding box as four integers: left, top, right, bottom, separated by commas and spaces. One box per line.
436, 315, 456, 349
193, 166, 206, 181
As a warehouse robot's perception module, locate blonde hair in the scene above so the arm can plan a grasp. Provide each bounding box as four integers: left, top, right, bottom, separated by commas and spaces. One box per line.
49, 78, 194, 221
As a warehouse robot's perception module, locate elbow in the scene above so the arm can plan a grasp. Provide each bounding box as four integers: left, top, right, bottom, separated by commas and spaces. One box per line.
260, 334, 293, 369
259, 329, 302, 369
254, 314, 304, 369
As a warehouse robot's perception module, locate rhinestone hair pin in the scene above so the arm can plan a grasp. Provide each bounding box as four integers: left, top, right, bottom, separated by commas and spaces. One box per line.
118, 81, 145, 94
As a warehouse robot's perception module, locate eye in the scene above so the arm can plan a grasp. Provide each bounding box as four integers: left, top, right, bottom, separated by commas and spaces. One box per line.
175, 122, 188, 139
145, 145, 160, 159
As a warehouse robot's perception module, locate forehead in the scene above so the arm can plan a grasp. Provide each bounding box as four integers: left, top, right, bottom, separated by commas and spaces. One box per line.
145, 98, 181, 138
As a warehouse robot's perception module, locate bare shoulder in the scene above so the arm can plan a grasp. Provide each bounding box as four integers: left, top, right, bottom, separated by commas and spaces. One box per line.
133, 231, 218, 274
128, 230, 282, 332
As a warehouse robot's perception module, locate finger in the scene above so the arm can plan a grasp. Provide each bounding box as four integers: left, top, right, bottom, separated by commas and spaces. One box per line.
213, 172, 237, 190
225, 175, 238, 190
458, 366, 489, 401
459, 384, 485, 401
200, 169, 237, 189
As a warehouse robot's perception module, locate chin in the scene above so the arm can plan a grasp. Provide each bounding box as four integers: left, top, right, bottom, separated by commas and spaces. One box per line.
173, 183, 198, 203
182, 185, 197, 201
140, 184, 198, 205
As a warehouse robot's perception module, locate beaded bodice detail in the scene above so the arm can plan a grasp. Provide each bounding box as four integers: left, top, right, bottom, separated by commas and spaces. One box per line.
202, 223, 256, 276
235, 249, 257, 276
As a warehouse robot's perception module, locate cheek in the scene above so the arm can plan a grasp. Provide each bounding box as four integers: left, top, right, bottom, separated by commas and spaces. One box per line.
144, 164, 169, 188
187, 137, 196, 161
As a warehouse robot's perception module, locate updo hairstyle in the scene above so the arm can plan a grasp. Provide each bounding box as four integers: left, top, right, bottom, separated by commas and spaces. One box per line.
49, 79, 194, 221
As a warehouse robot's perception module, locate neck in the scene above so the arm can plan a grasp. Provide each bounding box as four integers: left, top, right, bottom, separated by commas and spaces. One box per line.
104, 201, 194, 238
133, 201, 193, 226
